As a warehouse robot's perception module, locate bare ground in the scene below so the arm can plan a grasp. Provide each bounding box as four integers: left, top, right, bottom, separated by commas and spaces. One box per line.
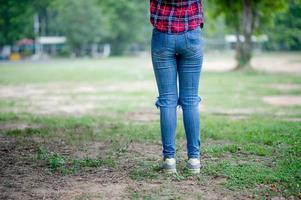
263, 96, 301, 106
0, 135, 261, 200
0, 79, 300, 121
0, 81, 156, 116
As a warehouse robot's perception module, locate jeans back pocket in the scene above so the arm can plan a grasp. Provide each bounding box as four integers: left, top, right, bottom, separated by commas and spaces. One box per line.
186, 27, 202, 50
151, 28, 167, 55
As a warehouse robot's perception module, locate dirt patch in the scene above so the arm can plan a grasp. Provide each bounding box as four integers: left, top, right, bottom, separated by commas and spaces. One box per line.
126, 178, 239, 200
208, 107, 301, 122
0, 122, 41, 132
263, 96, 301, 106
174, 178, 238, 200
251, 54, 301, 73
35, 182, 129, 200
72, 85, 98, 93
0, 81, 156, 99
269, 83, 301, 91
0, 85, 48, 98
207, 108, 265, 120
127, 141, 162, 159
278, 117, 301, 122
102, 80, 156, 93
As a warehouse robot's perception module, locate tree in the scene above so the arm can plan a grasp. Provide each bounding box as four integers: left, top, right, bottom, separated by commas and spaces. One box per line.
50, 0, 109, 56
267, 0, 301, 51
209, 0, 288, 69
97, 0, 151, 55
31, 0, 52, 36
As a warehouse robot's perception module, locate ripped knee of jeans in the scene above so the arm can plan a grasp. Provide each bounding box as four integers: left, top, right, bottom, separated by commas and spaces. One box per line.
155, 96, 178, 109
177, 95, 202, 109
155, 98, 162, 109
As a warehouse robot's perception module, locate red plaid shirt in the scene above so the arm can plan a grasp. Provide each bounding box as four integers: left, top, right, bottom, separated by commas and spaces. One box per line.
150, 0, 204, 34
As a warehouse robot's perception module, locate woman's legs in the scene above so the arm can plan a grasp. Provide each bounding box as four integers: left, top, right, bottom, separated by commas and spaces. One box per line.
151, 28, 203, 160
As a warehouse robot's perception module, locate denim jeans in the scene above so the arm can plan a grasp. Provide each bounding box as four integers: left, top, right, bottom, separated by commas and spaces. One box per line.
151, 27, 203, 159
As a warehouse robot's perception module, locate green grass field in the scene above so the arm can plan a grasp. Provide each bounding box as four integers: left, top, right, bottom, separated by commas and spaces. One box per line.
0, 56, 300, 199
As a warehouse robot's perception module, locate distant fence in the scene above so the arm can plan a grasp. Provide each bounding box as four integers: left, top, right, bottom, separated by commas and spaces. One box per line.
204, 35, 268, 52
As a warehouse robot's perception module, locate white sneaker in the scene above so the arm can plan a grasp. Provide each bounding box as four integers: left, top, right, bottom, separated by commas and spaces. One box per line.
186, 158, 201, 174
162, 158, 177, 174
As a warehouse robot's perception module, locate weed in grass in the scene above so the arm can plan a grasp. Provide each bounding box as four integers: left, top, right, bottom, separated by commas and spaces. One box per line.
36, 146, 104, 175
203, 144, 239, 157
110, 139, 130, 155
169, 172, 186, 181
101, 155, 116, 167
128, 190, 140, 199
5, 128, 46, 136
48, 152, 66, 173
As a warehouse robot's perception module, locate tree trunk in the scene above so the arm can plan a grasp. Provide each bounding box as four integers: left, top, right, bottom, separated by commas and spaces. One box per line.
75, 47, 81, 57
235, 0, 254, 70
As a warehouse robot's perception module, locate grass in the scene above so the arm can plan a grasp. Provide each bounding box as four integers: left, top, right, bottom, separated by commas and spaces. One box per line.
0, 55, 301, 199
129, 160, 160, 181
203, 158, 301, 197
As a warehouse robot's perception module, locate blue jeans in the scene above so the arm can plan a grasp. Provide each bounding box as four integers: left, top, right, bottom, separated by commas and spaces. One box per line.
151, 27, 203, 159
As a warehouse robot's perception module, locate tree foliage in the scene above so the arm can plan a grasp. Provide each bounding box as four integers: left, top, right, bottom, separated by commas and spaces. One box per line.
267, 0, 301, 51
50, 0, 150, 55
0, 0, 34, 46
0, 0, 150, 55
